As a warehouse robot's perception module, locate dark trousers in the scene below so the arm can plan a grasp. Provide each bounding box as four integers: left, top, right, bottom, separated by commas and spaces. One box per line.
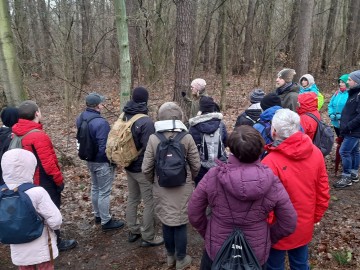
162, 223, 187, 260
334, 127, 340, 137
194, 166, 209, 187
200, 250, 267, 270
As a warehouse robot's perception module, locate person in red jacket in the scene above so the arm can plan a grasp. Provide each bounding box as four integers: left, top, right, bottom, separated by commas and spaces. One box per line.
262, 108, 330, 270
12, 100, 77, 252
297, 92, 320, 140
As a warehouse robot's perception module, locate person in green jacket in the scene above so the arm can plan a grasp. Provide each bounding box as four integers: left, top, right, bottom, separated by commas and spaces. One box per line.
182, 78, 208, 119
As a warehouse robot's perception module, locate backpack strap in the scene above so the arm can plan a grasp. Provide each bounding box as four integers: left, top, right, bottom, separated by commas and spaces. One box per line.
155, 130, 187, 143
17, 183, 37, 193
121, 112, 148, 123
80, 113, 103, 124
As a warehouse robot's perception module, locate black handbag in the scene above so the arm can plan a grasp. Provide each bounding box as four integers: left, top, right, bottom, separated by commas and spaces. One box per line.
211, 182, 262, 270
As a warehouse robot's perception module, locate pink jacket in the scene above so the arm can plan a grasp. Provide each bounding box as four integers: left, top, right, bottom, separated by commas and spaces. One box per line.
2, 149, 62, 266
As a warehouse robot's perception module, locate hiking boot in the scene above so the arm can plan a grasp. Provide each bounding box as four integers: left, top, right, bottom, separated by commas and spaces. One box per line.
351, 173, 359, 183
140, 235, 164, 247
95, 216, 101, 224
128, 232, 141, 243
58, 239, 77, 252
167, 255, 176, 267
333, 177, 352, 188
176, 255, 192, 270
101, 219, 125, 232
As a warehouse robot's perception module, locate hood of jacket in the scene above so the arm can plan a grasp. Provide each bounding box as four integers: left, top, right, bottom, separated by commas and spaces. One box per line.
244, 108, 262, 122
265, 131, 313, 161
339, 74, 349, 88
299, 74, 315, 87
259, 105, 282, 122
12, 119, 43, 136
2, 149, 37, 186
297, 92, 318, 115
189, 112, 223, 134
0, 126, 11, 138
276, 82, 300, 96
217, 155, 273, 201
123, 100, 148, 115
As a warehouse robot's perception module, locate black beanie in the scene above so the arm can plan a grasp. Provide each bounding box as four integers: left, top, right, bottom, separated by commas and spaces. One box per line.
1, 107, 19, 127
260, 93, 282, 111
200, 96, 217, 113
132, 87, 149, 103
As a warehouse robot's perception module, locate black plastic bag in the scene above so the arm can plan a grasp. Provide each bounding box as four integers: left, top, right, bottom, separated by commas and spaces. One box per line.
211, 228, 261, 270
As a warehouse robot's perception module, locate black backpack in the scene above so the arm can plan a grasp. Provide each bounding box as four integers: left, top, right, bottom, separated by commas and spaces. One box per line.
0, 128, 12, 185
76, 114, 102, 161
155, 131, 188, 188
305, 113, 334, 156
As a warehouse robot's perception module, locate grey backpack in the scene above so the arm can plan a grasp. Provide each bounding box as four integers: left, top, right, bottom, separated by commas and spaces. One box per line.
8, 129, 40, 150
200, 128, 227, 169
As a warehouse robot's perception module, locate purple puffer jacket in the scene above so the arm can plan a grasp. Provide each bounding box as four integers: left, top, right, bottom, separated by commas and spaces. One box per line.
188, 155, 297, 265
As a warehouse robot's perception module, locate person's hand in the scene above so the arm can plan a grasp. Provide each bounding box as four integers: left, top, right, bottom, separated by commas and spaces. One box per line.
181, 91, 186, 97
329, 114, 336, 120
56, 183, 64, 193
336, 114, 341, 120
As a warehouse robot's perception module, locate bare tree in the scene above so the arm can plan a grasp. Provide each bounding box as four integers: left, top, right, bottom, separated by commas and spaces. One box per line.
294, 0, 314, 81
345, 0, 360, 67
173, 0, 192, 104
0, 0, 27, 105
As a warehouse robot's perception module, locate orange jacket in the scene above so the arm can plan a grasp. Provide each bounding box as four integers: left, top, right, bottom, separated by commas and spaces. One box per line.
262, 131, 329, 250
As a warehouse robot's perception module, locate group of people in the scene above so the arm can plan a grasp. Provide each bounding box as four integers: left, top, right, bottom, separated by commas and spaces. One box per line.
0, 68, 360, 270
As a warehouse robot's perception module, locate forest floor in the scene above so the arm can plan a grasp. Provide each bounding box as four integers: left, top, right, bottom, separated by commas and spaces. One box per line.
1, 74, 360, 270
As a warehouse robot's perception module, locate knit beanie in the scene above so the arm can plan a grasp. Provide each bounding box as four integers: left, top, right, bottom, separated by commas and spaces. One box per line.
338, 74, 349, 88
250, 89, 265, 104
277, 68, 296, 83
132, 87, 149, 103
191, 78, 207, 94
0, 107, 19, 127
86, 93, 105, 107
349, 70, 360, 86
260, 93, 282, 111
199, 96, 217, 113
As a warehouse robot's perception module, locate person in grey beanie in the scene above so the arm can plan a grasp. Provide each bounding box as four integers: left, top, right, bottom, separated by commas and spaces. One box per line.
274, 68, 299, 112
333, 70, 360, 188
234, 89, 265, 127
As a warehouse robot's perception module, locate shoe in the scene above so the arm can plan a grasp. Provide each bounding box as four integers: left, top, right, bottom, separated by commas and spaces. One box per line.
167, 255, 176, 267
128, 232, 141, 243
140, 235, 164, 247
95, 216, 101, 224
351, 173, 359, 183
101, 219, 125, 232
176, 255, 192, 270
333, 177, 352, 188
58, 239, 77, 252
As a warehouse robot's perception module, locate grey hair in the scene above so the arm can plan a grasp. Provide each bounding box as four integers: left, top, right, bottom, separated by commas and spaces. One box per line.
271, 109, 300, 140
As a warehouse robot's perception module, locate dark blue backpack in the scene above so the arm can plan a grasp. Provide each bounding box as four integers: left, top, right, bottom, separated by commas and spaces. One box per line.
0, 183, 44, 244
255, 121, 272, 144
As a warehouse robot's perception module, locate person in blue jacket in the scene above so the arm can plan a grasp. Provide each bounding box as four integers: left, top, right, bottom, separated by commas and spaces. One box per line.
328, 74, 349, 137
299, 74, 324, 110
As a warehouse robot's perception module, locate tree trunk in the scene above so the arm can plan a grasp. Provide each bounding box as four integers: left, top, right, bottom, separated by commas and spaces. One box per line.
80, 0, 91, 84
215, 4, 225, 75
219, 2, 226, 111
0, 0, 27, 105
189, 0, 198, 72
202, 2, 211, 72
345, 0, 360, 67
174, 0, 192, 104
321, 0, 338, 71
284, 0, 300, 66
114, 0, 131, 112
28, 0, 42, 74
294, 0, 314, 82
239, 0, 256, 75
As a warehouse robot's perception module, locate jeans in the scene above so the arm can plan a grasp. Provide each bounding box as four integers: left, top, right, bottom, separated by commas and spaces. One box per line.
87, 162, 115, 225
125, 170, 155, 241
266, 245, 309, 270
339, 136, 360, 176
162, 224, 187, 260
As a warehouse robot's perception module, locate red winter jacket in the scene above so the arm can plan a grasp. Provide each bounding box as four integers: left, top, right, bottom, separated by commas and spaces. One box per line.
297, 92, 320, 140
11, 119, 63, 187
262, 131, 330, 250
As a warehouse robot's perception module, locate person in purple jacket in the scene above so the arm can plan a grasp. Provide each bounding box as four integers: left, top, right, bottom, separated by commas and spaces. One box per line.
188, 125, 297, 269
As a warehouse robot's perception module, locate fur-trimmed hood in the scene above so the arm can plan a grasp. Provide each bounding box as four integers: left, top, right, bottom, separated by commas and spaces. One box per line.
188, 112, 223, 126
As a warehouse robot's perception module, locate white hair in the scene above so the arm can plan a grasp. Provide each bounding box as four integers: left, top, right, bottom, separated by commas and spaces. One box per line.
271, 109, 300, 140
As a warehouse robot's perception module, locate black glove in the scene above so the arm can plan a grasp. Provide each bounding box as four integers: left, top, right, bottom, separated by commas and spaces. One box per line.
181, 91, 186, 97
57, 183, 65, 193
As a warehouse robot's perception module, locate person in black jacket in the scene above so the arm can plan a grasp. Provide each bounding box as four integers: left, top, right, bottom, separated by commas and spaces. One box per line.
334, 70, 360, 188
235, 88, 265, 127
0, 107, 19, 185
124, 87, 164, 247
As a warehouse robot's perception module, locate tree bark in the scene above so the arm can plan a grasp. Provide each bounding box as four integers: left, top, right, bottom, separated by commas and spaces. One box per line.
215, 4, 225, 74
80, 0, 91, 84
284, 0, 300, 66
202, 2, 211, 72
219, 2, 226, 111
0, 0, 27, 105
114, 0, 132, 112
239, 0, 256, 75
321, 0, 338, 71
174, 0, 192, 104
345, 0, 360, 67
294, 0, 314, 82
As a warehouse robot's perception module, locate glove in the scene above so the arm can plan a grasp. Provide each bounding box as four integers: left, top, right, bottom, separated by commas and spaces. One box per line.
329, 114, 336, 120
336, 114, 341, 120
181, 91, 186, 97
56, 183, 64, 193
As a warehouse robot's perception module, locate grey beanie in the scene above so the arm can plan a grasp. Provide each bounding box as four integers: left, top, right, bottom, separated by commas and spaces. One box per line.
250, 89, 265, 104
277, 68, 296, 83
86, 93, 105, 107
349, 70, 360, 86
